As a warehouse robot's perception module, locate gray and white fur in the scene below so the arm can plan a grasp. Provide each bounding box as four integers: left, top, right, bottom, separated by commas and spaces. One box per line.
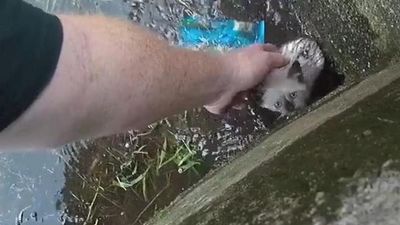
259, 38, 325, 115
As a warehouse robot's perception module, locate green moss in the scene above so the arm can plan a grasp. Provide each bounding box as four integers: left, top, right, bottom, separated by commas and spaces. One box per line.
354, 0, 400, 58
221, 0, 399, 82
291, 0, 387, 80
183, 78, 400, 225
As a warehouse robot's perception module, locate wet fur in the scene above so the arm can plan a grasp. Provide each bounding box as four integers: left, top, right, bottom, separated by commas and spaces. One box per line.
259, 38, 325, 115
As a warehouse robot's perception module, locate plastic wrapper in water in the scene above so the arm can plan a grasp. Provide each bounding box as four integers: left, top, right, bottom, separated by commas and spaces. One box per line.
178, 16, 266, 51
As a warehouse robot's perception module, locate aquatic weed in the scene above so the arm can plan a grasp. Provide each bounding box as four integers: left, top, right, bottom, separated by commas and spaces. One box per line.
114, 133, 202, 200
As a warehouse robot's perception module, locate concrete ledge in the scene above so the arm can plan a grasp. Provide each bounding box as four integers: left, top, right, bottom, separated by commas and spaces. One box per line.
147, 64, 400, 225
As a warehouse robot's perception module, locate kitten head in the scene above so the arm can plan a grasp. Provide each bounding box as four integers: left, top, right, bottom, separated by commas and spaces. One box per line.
281, 38, 325, 87
259, 38, 325, 115
263, 60, 306, 93
259, 88, 310, 115
260, 88, 292, 115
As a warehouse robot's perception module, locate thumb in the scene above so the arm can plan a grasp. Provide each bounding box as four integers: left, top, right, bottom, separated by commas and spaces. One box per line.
204, 94, 234, 114
266, 52, 290, 69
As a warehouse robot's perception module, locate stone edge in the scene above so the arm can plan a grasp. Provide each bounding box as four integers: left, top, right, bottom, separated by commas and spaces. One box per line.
147, 64, 400, 225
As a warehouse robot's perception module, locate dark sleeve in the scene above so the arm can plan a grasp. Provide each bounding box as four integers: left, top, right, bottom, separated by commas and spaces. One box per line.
0, 0, 63, 131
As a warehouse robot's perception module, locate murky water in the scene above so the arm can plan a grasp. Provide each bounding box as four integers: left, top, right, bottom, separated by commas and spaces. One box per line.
1, 0, 344, 224
0, 151, 65, 225
127, 0, 222, 44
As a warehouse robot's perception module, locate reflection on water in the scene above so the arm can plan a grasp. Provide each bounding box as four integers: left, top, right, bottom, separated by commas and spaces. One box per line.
127, 0, 222, 44
1, 0, 344, 224
0, 151, 65, 225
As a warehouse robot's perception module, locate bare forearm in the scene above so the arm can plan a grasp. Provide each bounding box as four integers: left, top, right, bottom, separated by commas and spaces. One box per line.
0, 16, 231, 149
69, 16, 232, 132
0, 13, 289, 150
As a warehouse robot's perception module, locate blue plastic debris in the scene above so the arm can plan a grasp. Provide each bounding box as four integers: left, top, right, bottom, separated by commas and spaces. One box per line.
178, 16, 266, 50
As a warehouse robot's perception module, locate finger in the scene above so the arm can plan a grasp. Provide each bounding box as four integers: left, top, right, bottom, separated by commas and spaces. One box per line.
204, 105, 225, 115
232, 102, 246, 110
262, 43, 279, 52
230, 92, 249, 110
204, 95, 233, 115
265, 52, 290, 68
248, 43, 265, 51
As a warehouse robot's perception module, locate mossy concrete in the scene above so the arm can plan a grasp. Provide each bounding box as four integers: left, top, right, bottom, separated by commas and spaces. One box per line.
221, 0, 399, 82
181, 68, 400, 225
290, 0, 386, 79
354, 0, 400, 58
146, 64, 400, 225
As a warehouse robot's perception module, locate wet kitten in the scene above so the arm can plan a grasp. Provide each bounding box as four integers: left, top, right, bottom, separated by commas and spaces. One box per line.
259, 38, 325, 115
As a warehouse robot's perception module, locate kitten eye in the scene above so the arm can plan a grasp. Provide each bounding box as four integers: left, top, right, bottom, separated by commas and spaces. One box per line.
289, 92, 297, 98
302, 49, 309, 58
274, 101, 282, 109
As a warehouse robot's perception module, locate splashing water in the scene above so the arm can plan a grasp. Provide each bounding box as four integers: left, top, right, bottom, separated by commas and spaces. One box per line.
127, 0, 222, 44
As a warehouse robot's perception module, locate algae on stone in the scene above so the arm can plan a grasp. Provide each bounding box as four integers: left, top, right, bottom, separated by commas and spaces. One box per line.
179, 73, 400, 225
354, 0, 400, 58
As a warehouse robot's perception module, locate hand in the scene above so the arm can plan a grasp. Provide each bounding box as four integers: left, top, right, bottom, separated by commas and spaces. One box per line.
204, 44, 289, 114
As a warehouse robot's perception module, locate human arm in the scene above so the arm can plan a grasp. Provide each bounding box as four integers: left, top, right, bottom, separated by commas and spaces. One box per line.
0, 15, 287, 150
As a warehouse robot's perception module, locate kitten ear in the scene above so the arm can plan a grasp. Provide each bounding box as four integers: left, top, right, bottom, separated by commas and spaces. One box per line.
288, 61, 304, 83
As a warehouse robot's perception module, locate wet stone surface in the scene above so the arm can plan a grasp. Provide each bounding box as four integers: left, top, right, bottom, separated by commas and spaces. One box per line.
354, 0, 400, 59
221, 0, 400, 81
181, 77, 400, 225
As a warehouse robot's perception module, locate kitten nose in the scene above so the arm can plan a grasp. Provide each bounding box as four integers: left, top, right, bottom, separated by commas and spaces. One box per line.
285, 100, 295, 112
